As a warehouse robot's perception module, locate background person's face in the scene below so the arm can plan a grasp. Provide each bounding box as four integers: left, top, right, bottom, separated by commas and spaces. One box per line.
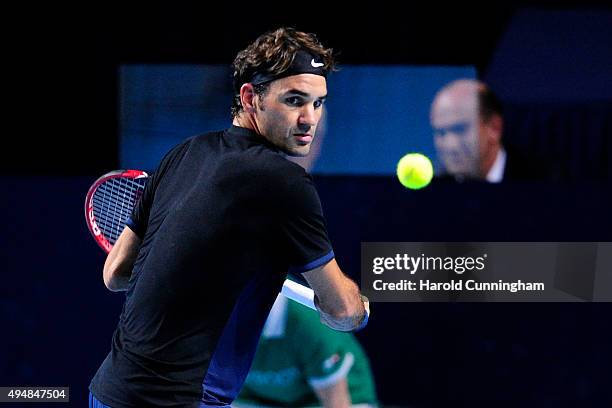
431, 91, 480, 177
254, 74, 327, 157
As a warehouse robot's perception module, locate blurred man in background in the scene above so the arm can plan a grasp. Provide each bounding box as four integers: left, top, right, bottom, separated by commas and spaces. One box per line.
430, 79, 506, 182
431, 79, 554, 183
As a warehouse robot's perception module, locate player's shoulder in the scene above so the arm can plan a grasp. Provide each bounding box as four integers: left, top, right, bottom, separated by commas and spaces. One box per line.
265, 154, 309, 180
240, 148, 312, 190
186, 129, 226, 149
152, 131, 224, 175
266, 159, 319, 206
166, 130, 228, 163
161, 131, 221, 158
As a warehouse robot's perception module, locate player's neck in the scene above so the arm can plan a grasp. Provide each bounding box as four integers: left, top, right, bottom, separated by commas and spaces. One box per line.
233, 115, 258, 134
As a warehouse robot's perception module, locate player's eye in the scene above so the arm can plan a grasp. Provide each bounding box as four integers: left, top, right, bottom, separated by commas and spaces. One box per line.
313, 100, 324, 109
286, 96, 304, 106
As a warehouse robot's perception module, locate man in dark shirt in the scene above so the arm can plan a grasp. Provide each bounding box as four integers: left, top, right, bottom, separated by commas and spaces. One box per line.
89, 27, 368, 408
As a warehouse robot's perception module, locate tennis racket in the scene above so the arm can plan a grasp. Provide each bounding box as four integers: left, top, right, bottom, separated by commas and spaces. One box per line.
84, 169, 316, 310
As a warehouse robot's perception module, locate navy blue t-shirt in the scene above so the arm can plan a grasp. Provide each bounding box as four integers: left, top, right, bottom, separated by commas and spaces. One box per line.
89, 126, 334, 408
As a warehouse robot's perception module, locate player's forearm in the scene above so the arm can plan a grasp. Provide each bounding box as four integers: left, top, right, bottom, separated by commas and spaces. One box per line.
104, 273, 131, 291
103, 257, 133, 291
103, 228, 140, 291
303, 259, 370, 331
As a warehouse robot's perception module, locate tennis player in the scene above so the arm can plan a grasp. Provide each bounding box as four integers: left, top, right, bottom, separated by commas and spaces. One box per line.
89, 27, 368, 408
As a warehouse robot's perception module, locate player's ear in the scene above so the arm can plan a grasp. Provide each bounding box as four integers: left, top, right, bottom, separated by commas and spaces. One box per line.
488, 113, 503, 143
240, 83, 257, 114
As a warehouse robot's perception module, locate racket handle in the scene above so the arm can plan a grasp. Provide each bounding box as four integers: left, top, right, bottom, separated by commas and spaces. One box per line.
281, 279, 315, 310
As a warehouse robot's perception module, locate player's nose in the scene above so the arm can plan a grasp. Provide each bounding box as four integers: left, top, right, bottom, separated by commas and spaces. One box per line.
298, 107, 316, 132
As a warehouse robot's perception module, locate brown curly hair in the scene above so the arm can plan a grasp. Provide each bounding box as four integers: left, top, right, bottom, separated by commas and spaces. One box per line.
231, 27, 336, 118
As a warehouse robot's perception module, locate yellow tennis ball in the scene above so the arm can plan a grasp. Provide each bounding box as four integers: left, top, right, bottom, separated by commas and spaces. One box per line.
396, 153, 434, 189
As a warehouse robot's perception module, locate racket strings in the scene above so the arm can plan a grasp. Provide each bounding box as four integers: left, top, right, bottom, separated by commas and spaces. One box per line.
92, 177, 146, 244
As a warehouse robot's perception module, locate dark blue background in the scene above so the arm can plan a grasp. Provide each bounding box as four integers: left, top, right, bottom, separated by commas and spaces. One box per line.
2, 177, 611, 407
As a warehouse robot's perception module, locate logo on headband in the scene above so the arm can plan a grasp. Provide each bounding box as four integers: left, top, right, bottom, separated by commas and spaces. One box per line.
248, 50, 328, 87
311, 59, 324, 68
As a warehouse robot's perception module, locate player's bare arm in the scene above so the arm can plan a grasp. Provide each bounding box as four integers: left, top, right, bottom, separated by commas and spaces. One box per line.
302, 258, 368, 331
103, 227, 141, 291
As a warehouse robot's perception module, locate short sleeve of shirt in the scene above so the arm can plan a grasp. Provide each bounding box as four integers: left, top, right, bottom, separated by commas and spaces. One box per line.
126, 140, 190, 238
282, 174, 334, 274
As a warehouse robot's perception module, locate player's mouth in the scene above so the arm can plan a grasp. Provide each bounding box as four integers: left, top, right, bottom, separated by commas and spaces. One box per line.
294, 133, 312, 144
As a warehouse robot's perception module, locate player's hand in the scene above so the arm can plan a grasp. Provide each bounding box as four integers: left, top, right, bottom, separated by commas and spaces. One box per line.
315, 294, 369, 332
